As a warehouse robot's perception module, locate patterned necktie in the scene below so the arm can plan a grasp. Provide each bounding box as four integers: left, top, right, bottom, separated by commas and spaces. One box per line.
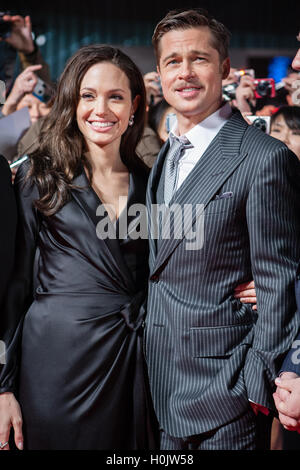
164, 137, 190, 206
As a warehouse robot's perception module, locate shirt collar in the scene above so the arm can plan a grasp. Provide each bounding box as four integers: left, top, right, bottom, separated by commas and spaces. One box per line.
170, 102, 232, 149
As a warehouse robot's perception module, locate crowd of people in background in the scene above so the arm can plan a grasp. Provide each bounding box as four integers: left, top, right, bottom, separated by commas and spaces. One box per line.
1, 14, 300, 174
0, 10, 299, 451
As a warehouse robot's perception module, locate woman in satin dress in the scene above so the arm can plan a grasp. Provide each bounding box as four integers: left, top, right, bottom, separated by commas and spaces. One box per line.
0, 44, 158, 450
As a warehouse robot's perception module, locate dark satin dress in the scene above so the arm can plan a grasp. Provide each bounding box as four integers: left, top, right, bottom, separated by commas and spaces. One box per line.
0, 158, 158, 450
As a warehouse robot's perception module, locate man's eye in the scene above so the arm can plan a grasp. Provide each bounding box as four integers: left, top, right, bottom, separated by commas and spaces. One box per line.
167, 59, 179, 66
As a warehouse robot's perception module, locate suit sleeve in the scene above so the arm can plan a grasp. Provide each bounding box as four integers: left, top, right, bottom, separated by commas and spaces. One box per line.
244, 145, 300, 411
0, 156, 17, 310
0, 161, 40, 394
279, 267, 300, 375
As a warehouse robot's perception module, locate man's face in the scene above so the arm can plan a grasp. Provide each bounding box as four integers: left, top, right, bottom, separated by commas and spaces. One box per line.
292, 36, 300, 71
157, 26, 230, 133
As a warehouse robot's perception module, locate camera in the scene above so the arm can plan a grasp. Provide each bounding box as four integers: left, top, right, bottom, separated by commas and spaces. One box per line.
0, 11, 11, 39
33, 78, 53, 103
247, 115, 271, 134
165, 112, 177, 133
222, 82, 238, 101
254, 78, 276, 99
234, 69, 255, 79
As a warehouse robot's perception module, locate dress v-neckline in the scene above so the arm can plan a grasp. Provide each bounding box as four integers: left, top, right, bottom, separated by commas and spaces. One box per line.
83, 168, 132, 225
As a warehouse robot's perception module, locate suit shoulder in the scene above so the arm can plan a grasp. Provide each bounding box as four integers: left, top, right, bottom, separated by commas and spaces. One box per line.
243, 124, 288, 152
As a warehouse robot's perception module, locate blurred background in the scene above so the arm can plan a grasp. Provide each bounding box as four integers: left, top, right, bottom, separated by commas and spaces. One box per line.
1, 0, 300, 82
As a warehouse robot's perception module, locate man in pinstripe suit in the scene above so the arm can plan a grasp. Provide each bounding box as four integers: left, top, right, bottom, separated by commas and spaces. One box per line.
273, 33, 300, 435
144, 9, 300, 450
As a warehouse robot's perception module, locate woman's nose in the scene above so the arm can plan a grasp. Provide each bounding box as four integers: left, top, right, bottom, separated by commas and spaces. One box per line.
94, 97, 108, 115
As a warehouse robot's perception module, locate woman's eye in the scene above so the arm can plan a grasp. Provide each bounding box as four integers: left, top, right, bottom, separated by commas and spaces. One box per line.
81, 93, 94, 100
110, 95, 123, 100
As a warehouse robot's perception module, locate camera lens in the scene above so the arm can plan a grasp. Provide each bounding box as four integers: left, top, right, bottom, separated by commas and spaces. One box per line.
256, 81, 270, 97
252, 118, 267, 133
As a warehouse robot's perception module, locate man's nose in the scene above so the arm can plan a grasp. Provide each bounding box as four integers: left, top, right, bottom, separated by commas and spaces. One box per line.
178, 60, 195, 80
292, 48, 300, 72
30, 103, 41, 121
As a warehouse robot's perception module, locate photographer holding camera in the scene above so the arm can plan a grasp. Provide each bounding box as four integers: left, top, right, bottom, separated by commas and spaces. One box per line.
234, 73, 256, 113
1, 64, 44, 118
0, 13, 51, 90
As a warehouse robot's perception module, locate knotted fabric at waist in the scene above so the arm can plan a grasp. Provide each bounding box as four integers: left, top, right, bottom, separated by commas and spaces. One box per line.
34, 286, 147, 330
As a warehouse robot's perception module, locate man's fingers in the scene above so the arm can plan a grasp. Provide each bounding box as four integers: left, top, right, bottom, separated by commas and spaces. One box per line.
24, 16, 32, 30
23, 64, 43, 73
276, 387, 291, 402
278, 412, 299, 428
275, 378, 294, 392
3, 15, 24, 27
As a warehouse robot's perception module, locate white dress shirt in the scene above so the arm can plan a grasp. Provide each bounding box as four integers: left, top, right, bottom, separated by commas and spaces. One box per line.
169, 102, 232, 192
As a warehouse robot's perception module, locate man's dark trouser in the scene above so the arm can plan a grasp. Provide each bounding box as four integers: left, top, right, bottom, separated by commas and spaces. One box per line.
160, 409, 273, 450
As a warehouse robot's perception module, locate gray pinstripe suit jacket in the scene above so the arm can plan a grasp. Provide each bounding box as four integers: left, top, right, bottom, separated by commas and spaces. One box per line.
281, 262, 300, 375
144, 110, 300, 438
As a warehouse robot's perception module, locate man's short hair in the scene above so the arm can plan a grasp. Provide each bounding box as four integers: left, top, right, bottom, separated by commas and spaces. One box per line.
152, 8, 231, 64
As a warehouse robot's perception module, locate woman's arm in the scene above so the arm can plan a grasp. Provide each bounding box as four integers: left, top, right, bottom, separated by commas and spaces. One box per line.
0, 160, 40, 450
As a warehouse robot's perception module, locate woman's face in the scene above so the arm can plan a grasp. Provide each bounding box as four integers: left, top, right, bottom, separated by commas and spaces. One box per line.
76, 62, 139, 153
16, 93, 50, 123
270, 114, 300, 160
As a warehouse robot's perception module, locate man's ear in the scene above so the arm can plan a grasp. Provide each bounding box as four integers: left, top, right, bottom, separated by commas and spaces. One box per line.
221, 57, 231, 80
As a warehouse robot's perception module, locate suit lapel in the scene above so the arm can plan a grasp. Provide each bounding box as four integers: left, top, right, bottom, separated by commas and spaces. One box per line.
151, 111, 249, 276
146, 140, 170, 265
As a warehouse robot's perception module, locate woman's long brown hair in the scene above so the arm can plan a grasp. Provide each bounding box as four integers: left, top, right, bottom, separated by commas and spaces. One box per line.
28, 44, 147, 216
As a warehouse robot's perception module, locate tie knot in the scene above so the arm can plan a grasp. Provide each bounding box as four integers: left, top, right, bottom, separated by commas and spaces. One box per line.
167, 135, 192, 165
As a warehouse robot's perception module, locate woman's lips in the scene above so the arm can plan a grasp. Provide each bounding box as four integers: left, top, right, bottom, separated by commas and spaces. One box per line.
87, 120, 116, 132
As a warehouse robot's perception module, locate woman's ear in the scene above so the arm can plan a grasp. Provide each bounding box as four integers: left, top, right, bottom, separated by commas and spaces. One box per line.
131, 94, 140, 114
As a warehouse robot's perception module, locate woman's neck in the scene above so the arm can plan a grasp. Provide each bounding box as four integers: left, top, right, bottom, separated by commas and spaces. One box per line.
84, 141, 127, 176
